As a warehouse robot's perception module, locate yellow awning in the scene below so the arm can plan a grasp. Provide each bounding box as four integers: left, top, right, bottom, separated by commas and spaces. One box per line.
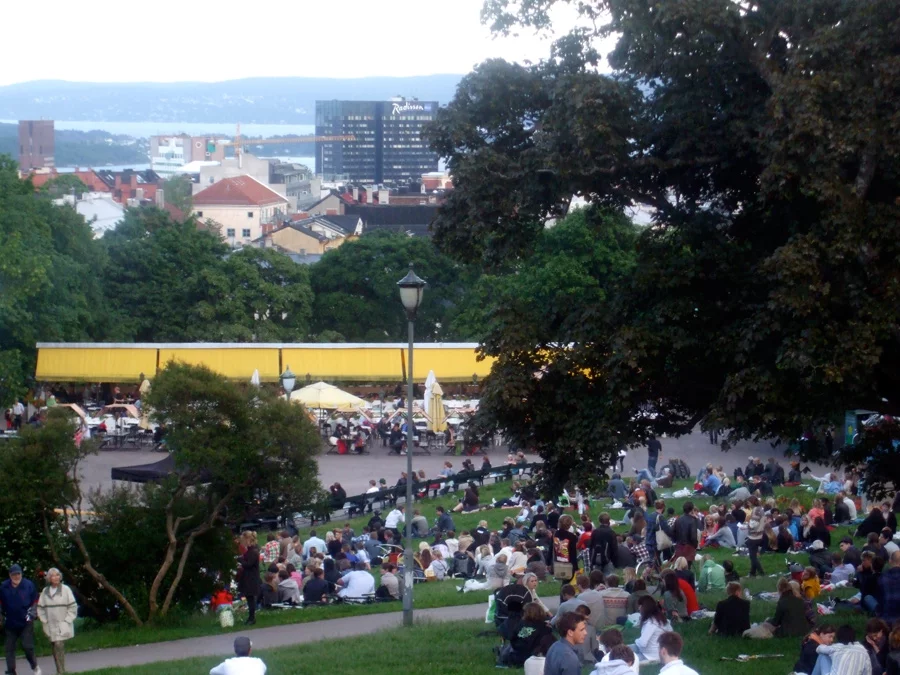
280, 346, 493, 383
158, 348, 281, 381
36, 348, 157, 383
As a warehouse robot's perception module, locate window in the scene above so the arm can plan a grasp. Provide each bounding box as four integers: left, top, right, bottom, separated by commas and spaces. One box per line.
226, 228, 235, 237
247, 211, 254, 218
196, 211, 203, 217
242, 229, 251, 238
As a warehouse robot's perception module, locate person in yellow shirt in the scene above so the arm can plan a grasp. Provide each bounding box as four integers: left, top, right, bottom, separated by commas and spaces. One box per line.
801, 567, 821, 599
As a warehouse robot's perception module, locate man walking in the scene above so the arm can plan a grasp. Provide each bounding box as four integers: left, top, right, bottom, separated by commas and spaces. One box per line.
11, 401, 24, 431
646, 435, 662, 476
544, 612, 587, 675
0, 564, 41, 675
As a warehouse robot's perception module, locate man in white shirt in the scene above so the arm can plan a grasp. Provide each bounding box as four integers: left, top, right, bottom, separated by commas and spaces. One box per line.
385, 506, 405, 533
366, 480, 380, 494
337, 563, 376, 602
302, 530, 326, 560
210, 636, 266, 675
657, 631, 699, 675
11, 400, 24, 429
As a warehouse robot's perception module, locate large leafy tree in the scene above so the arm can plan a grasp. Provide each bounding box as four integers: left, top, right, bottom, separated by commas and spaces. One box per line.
430, 1, 900, 491
309, 231, 477, 342
103, 208, 313, 342
0, 157, 109, 406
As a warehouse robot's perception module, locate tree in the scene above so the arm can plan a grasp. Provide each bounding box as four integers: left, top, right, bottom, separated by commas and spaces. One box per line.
161, 175, 193, 212
143, 361, 320, 620
0, 157, 110, 406
309, 231, 478, 342
38, 174, 89, 198
430, 1, 900, 492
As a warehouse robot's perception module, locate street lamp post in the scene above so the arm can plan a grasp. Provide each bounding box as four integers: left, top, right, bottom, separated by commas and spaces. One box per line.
397, 263, 426, 628
280, 365, 296, 399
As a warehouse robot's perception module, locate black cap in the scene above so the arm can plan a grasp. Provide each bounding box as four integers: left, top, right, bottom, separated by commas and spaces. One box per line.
234, 636, 252, 656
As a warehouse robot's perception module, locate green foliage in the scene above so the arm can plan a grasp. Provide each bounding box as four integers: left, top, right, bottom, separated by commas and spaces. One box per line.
0, 157, 110, 405
103, 208, 313, 342
38, 174, 89, 198
430, 0, 900, 494
161, 176, 193, 213
310, 231, 478, 342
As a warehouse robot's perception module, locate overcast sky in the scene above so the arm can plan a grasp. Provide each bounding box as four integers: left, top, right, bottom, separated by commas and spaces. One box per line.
2, 0, 611, 86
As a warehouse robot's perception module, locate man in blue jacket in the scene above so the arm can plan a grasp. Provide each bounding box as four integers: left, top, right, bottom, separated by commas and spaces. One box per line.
0, 564, 41, 675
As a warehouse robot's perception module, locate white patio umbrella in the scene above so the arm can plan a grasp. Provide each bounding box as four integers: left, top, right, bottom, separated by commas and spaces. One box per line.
250, 369, 261, 387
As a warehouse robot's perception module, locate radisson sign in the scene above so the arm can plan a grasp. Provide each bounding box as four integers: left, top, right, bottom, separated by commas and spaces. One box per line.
391, 102, 430, 116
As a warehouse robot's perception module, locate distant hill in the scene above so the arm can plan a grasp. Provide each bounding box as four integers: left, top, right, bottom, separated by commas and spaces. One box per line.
0, 76, 464, 124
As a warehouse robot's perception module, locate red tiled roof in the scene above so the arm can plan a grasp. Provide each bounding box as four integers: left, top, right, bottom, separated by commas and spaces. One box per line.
192, 176, 288, 207
28, 170, 110, 193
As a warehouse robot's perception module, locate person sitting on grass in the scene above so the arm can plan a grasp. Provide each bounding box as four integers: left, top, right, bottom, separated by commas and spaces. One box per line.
661, 571, 689, 622
591, 644, 637, 675
453, 482, 482, 513
573, 604, 599, 665
210, 636, 266, 675
808, 539, 833, 577
794, 623, 837, 675
629, 594, 672, 663
260, 572, 279, 608
698, 555, 726, 592
544, 612, 588, 675
885, 624, 900, 675
505, 601, 555, 666
801, 566, 822, 599
625, 579, 650, 617
758, 577, 810, 638
657, 631, 700, 675
810, 624, 873, 675
495, 574, 542, 629
429, 549, 449, 580
551, 585, 585, 626
592, 629, 639, 675
302, 567, 329, 604
276, 569, 301, 605
336, 562, 375, 602
864, 618, 889, 675
376, 562, 400, 600
710, 582, 751, 637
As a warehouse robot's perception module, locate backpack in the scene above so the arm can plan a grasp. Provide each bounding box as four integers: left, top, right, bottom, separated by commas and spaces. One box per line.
453, 552, 475, 578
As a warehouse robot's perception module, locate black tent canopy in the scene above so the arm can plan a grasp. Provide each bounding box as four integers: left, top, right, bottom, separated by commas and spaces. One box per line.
110, 454, 176, 483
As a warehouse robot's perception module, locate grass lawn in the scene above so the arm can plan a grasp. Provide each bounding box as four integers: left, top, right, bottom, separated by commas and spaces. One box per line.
81, 605, 874, 675
44, 476, 856, 662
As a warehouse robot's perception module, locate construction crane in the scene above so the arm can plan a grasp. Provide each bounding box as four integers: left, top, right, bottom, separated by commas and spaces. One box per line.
218, 123, 355, 167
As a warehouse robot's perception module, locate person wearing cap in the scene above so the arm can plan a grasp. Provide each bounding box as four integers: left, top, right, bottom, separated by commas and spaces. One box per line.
36, 567, 77, 674
210, 636, 266, 675
808, 540, 832, 577
0, 564, 41, 675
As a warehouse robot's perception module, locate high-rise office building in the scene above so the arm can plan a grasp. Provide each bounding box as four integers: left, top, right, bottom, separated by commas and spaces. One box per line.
18, 120, 55, 171
315, 99, 439, 184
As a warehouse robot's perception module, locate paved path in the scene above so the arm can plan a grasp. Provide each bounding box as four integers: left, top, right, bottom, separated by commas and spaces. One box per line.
82, 428, 815, 497
20, 596, 561, 673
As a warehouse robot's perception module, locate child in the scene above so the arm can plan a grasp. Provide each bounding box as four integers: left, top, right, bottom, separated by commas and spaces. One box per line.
209, 585, 234, 628
801, 566, 821, 599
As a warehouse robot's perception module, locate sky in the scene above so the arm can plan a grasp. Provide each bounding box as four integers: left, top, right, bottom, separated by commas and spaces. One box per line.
2, 0, 611, 86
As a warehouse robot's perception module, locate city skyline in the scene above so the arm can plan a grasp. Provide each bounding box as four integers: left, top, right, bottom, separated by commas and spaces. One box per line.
2, 0, 610, 87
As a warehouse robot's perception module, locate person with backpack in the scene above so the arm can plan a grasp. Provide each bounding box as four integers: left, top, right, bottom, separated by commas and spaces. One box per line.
589, 514, 619, 576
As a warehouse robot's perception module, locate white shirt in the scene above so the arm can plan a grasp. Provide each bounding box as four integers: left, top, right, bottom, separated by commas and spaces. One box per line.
445, 538, 459, 555
385, 509, 405, 529
302, 536, 326, 558
12, 402, 24, 416
659, 659, 699, 675
366, 486, 379, 494
885, 541, 900, 556
846, 499, 858, 520
338, 570, 375, 599
209, 656, 266, 675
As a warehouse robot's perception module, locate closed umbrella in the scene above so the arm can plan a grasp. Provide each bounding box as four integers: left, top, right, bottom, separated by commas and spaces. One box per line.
428, 381, 447, 432
250, 369, 261, 387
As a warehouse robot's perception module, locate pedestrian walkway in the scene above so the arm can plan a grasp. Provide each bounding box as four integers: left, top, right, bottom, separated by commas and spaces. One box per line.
19, 596, 561, 673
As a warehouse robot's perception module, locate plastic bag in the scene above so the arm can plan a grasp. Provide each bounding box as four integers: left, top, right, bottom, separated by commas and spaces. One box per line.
486, 594, 496, 623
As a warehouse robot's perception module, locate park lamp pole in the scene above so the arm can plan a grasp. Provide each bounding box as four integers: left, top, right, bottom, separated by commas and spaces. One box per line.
397, 263, 426, 628
280, 365, 296, 400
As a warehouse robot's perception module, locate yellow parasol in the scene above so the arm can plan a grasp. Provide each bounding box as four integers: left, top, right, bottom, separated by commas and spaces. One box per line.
289, 381, 367, 409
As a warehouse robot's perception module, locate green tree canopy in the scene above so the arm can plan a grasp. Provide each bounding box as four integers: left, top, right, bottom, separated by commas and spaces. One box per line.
0, 157, 109, 406
309, 231, 478, 342
430, 0, 900, 492
161, 175, 193, 213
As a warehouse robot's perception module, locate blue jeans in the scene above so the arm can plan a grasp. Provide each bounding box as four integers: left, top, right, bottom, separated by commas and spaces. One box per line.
635, 469, 658, 487
863, 595, 879, 613
648, 455, 658, 475
811, 653, 832, 675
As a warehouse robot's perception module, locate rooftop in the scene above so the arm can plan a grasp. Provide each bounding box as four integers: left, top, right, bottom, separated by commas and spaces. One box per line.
193, 176, 288, 207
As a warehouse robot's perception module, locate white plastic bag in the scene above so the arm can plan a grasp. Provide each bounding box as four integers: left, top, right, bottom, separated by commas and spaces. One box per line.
524, 656, 546, 675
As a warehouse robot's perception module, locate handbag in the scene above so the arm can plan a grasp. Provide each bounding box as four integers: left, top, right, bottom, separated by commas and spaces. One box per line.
656, 529, 673, 550
553, 561, 574, 580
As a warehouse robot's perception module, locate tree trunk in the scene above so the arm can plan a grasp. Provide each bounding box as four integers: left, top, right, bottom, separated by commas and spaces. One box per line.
146, 490, 185, 622
158, 492, 233, 617
68, 525, 143, 626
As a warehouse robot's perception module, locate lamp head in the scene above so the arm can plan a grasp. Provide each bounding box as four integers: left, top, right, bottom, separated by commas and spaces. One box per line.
397, 263, 426, 319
